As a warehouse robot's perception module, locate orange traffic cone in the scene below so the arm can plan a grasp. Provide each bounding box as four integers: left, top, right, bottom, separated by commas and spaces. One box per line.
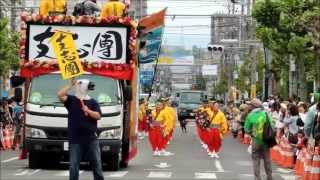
281, 138, 294, 169
295, 148, 306, 176
3, 127, 11, 149
302, 148, 314, 180
310, 147, 320, 180
273, 145, 281, 163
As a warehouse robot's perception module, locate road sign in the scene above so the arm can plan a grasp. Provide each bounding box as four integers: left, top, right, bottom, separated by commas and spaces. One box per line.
202, 65, 218, 76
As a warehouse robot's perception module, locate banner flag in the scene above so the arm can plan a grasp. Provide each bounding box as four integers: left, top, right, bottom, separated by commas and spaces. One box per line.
50, 30, 84, 79
139, 27, 164, 64
139, 8, 166, 33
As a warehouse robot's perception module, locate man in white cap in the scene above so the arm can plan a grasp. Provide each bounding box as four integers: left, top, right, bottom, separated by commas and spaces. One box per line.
244, 98, 273, 180
57, 78, 104, 180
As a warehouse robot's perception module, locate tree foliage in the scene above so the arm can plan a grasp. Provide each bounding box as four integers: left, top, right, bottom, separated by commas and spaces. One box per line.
0, 18, 19, 76
253, 0, 320, 97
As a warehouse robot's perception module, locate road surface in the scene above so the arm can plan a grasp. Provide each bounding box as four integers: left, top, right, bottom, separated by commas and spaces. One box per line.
1, 122, 296, 180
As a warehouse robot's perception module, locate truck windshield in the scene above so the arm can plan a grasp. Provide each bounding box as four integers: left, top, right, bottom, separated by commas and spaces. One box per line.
180, 93, 202, 104
29, 74, 119, 106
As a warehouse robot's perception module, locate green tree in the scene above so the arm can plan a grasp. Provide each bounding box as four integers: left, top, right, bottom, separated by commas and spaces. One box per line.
0, 18, 19, 94
253, 0, 319, 100
0, 18, 19, 75
235, 50, 265, 97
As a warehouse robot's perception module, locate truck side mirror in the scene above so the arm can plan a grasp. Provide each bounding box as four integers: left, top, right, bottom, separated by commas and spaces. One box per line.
10, 76, 25, 88
13, 88, 23, 102
124, 86, 132, 101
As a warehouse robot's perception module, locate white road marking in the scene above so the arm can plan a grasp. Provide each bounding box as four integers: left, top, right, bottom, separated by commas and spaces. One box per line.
277, 168, 293, 174
280, 174, 296, 180
154, 162, 172, 168
15, 169, 40, 176
1, 157, 18, 163
214, 160, 225, 172
55, 170, 69, 176
147, 172, 172, 178
55, 170, 83, 176
104, 171, 128, 177
194, 172, 217, 179
28, 169, 41, 175
15, 170, 30, 176
239, 174, 254, 177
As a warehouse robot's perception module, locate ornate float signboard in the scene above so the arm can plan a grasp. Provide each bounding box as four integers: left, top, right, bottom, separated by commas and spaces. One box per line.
19, 13, 138, 80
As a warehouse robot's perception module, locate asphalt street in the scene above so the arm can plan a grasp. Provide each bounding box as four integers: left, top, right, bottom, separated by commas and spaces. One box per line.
1, 122, 296, 180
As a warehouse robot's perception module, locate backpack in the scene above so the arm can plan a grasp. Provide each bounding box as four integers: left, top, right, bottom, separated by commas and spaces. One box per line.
262, 112, 277, 148
72, 1, 87, 16
296, 116, 304, 127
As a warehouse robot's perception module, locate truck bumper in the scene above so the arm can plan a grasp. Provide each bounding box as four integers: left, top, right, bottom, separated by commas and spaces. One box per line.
178, 112, 195, 120
26, 138, 122, 157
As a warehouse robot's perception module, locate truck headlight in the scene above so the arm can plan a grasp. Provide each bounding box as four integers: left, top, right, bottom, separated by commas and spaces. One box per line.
99, 128, 122, 139
26, 127, 47, 138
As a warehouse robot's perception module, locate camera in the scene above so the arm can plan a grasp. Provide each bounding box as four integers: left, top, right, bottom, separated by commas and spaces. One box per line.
78, 80, 95, 91
88, 82, 95, 91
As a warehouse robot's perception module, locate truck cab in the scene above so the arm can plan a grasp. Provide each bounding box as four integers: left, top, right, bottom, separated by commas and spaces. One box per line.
25, 73, 132, 170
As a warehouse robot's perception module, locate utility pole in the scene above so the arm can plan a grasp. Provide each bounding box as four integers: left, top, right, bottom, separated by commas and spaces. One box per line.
250, 46, 257, 99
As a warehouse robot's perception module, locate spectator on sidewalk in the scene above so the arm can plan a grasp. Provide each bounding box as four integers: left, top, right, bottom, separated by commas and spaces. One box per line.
304, 91, 320, 138
245, 98, 273, 180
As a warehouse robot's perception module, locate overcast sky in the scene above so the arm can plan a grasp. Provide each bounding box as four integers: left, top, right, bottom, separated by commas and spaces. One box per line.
147, 0, 243, 49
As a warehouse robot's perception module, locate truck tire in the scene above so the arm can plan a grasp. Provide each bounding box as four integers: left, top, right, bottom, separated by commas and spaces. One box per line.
109, 154, 120, 171
29, 151, 42, 169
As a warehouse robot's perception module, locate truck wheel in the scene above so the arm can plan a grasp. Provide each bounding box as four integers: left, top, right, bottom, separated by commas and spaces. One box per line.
29, 151, 42, 169
120, 140, 129, 168
109, 154, 120, 171
120, 160, 128, 168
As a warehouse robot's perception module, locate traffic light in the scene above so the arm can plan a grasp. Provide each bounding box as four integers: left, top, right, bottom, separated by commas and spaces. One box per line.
207, 44, 224, 52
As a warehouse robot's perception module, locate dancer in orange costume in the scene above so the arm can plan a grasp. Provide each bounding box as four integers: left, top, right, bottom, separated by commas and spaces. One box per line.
138, 98, 147, 139
148, 102, 163, 156
196, 100, 213, 153
207, 101, 228, 158
155, 99, 174, 156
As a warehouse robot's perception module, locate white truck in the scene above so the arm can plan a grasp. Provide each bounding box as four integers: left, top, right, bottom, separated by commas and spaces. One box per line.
18, 14, 139, 170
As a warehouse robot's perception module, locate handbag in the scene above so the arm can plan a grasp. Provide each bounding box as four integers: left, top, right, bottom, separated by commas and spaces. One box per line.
263, 112, 277, 148
296, 117, 304, 127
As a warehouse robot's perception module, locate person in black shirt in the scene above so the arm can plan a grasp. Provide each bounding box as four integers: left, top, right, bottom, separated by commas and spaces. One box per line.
57, 78, 104, 180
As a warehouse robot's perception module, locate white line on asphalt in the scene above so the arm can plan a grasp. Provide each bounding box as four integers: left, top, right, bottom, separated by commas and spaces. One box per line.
28, 169, 40, 175
55, 170, 83, 176
194, 172, 217, 179
144, 169, 171, 171
147, 172, 172, 178
277, 168, 293, 174
15, 169, 41, 176
55, 170, 69, 176
214, 160, 225, 172
1, 157, 18, 163
280, 174, 296, 180
104, 171, 128, 178
15, 170, 29, 176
